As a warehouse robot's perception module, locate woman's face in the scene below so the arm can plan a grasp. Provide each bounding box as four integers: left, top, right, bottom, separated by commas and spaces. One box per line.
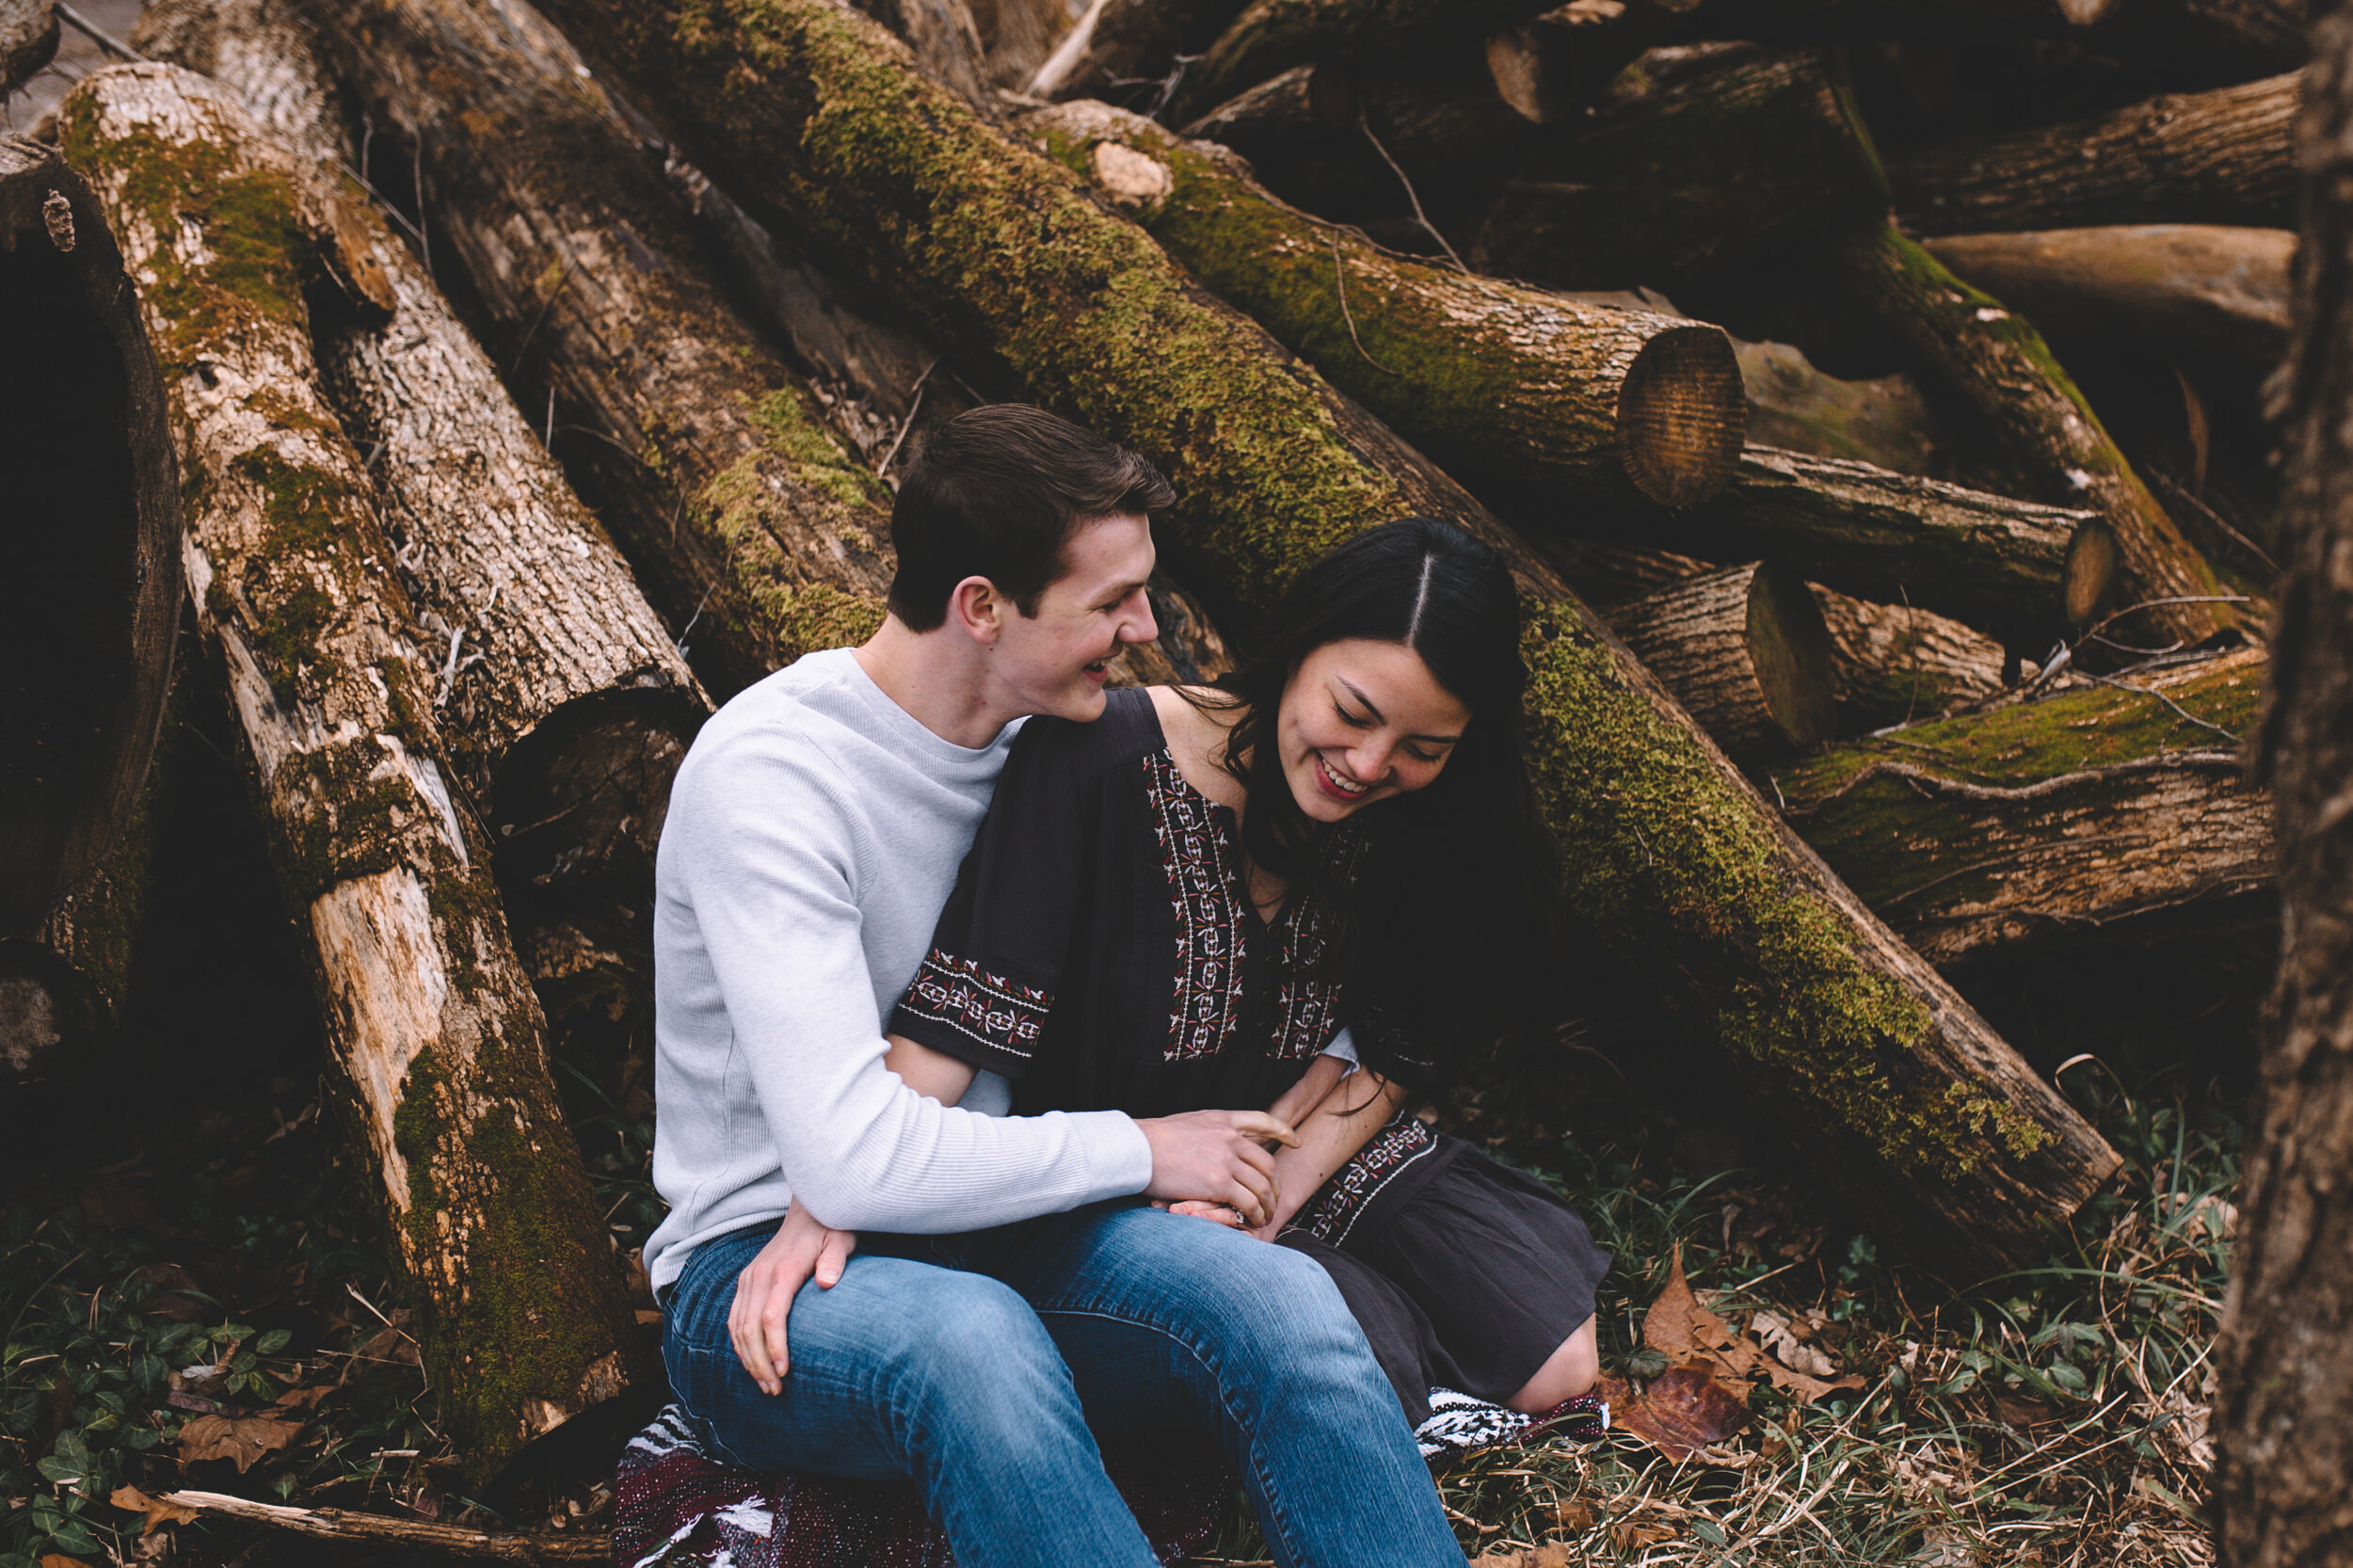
1274, 638, 1471, 823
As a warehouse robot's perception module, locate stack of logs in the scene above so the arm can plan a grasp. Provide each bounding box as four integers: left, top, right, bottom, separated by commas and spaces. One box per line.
0, 0, 2286, 1480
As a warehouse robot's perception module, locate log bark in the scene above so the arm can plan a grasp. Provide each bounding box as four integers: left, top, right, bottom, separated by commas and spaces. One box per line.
1027, 99, 1747, 509
851, 0, 994, 105
1737, 340, 1945, 475
1773, 648, 2271, 965
0, 137, 183, 939
1028, 0, 1251, 106
1165, 0, 1561, 125
1888, 73, 2297, 238
1629, 446, 2102, 641
154, 1492, 607, 1563
1472, 43, 1890, 293
1921, 226, 2294, 371
535, 0, 2121, 1272
3, 0, 56, 93
1609, 562, 1838, 760
971, 0, 1080, 90
1830, 223, 2241, 644
1533, 535, 1715, 610
2078, 0, 2307, 87
1811, 584, 2006, 728
58, 63, 647, 1480
2216, 6, 2353, 1558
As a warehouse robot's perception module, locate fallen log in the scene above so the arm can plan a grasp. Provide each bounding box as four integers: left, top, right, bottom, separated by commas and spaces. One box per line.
1772, 648, 2271, 964
1472, 43, 1890, 293
0, 137, 182, 940
1028, 99, 1747, 510
3, 0, 56, 93
851, 0, 993, 106
536, 0, 2122, 1272
1888, 73, 2297, 238
1165, 0, 1561, 125
1737, 340, 1946, 477
1921, 226, 2294, 371
152, 1492, 606, 1564
2076, 0, 2307, 88
1811, 584, 2006, 728
1608, 562, 1838, 760
59, 63, 647, 1479
1029, 0, 1250, 104
1830, 222, 2241, 644
1636, 447, 2101, 642
1532, 535, 1716, 609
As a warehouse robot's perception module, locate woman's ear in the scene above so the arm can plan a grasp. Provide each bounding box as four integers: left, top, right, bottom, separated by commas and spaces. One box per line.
946, 575, 1003, 647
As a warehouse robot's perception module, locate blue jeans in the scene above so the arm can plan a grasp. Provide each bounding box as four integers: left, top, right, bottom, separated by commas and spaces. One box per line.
663, 1200, 1465, 1568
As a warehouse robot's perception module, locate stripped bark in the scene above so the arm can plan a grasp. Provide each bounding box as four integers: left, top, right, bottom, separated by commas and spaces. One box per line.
1609, 562, 1838, 760
1029, 0, 1251, 104
58, 63, 646, 1480
1812, 584, 2007, 728
1773, 648, 2271, 965
1888, 73, 2297, 238
1029, 99, 1747, 509
536, 0, 2121, 1271
1922, 226, 2295, 370
1831, 222, 2240, 643
0, 137, 182, 937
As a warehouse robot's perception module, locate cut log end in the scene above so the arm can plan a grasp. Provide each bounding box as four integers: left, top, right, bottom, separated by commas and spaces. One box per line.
1616, 323, 1747, 509
2064, 520, 2121, 627
1611, 561, 1838, 760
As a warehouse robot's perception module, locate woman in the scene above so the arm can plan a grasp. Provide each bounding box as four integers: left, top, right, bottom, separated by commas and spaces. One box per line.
886, 518, 1609, 1430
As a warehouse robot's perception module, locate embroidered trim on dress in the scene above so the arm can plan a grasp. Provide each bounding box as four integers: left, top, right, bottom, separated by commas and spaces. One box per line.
1268, 897, 1345, 1061
1286, 1112, 1440, 1245
899, 949, 1051, 1061
1143, 750, 1248, 1062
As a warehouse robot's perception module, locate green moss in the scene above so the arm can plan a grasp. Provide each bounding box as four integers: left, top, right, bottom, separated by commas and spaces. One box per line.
747, 387, 888, 511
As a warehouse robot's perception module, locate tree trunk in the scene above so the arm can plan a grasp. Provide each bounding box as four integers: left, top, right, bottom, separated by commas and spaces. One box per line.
1811, 584, 2007, 728
536, 0, 2121, 1272
2216, 5, 2353, 1559
0, 137, 183, 939
2, 0, 56, 93
1029, 0, 1251, 106
1471, 43, 1890, 293
58, 64, 648, 1481
1166, 0, 1562, 125
1609, 562, 1838, 760
1772, 648, 2271, 965
1920, 226, 2295, 371
1630, 446, 2102, 642
1028, 99, 1748, 509
1830, 222, 2241, 644
1887, 73, 2297, 237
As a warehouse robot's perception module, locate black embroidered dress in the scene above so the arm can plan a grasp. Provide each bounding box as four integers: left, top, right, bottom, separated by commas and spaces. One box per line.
891, 689, 1609, 1420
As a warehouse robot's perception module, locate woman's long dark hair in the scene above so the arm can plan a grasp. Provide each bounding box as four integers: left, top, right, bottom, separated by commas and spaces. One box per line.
1193, 518, 1561, 1073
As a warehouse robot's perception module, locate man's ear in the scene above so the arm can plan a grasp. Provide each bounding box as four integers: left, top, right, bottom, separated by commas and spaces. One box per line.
945, 576, 1004, 647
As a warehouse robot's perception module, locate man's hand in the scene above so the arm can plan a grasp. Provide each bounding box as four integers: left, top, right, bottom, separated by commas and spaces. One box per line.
728, 1204, 856, 1395
1138, 1110, 1298, 1229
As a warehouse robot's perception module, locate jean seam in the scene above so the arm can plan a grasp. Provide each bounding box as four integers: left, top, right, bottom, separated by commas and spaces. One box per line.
1031, 1304, 1308, 1566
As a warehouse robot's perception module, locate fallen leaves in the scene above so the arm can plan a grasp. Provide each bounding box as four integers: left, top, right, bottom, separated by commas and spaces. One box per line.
1471, 1544, 1572, 1567
176, 1412, 304, 1472
1643, 1248, 1865, 1405
109, 1486, 200, 1534
1594, 1365, 1751, 1461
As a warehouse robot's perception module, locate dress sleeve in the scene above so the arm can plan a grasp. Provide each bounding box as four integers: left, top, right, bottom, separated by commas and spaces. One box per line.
891, 719, 1096, 1080
1347, 1003, 1440, 1092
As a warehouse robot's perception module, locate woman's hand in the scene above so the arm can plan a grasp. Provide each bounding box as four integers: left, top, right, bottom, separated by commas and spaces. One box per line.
1138, 1109, 1299, 1228
1163, 1198, 1257, 1232
728, 1203, 856, 1395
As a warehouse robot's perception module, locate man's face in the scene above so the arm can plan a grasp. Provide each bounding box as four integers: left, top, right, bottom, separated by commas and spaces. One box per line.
989, 512, 1160, 722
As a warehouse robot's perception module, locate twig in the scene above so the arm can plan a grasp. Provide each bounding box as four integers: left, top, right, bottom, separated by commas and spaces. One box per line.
56, 3, 149, 61
1779, 752, 2242, 817
506, 258, 577, 374
1357, 110, 1491, 292
2080, 673, 2244, 744
413, 134, 431, 277
875, 357, 940, 479
154, 1493, 608, 1564
1328, 231, 1399, 375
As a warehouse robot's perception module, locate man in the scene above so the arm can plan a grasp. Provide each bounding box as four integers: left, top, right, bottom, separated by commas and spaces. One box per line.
647, 406, 1465, 1566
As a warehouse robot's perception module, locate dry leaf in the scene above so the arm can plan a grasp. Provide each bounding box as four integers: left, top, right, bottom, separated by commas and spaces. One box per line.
1473, 1545, 1572, 1568
1554, 1500, 1598, 1531
1642, 1248, 1863, 1404
1610, 1520, 1678, 1548
40, 1555, 93, 1568
177, 1412, 303, 1472
110, 1485, 200, 1534
1752, 1309, 1838, 1378
1596, 1364, 1750, 1461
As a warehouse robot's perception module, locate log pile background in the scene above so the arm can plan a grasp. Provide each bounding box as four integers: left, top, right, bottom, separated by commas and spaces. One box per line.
0, 0, 2327, 1560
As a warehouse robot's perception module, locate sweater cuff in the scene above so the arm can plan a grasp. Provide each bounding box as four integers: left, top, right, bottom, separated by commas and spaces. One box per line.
1069, 1110, 1154, 1195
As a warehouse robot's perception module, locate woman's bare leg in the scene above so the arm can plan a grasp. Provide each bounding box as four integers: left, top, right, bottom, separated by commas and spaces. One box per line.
1506, 1316, 1600, 1414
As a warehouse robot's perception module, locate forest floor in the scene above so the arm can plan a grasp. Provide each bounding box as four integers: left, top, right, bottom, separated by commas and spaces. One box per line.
0, 690, 2262, 1568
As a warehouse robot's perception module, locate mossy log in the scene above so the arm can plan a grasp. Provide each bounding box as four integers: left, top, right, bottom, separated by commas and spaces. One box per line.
1921, 226, 2294, 371
2, 0, 56, 94
1737, 340, 1947, 476
1608, 562, 1837, 760
1812, 584, 2006, 729
59, 64, 647, 1480
1831, 223, 2239, 644
1471, 43, 1889, 293
1773, 648, 2271, 964
532, 0, 2121, 1271
0, 137, 182, 940
1632, 447, 2101, 641
1028, 99, 1747, 510
1165, 0, 1561, 125
1888, 73, 2296, 238
1029, 0, 1251, 104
